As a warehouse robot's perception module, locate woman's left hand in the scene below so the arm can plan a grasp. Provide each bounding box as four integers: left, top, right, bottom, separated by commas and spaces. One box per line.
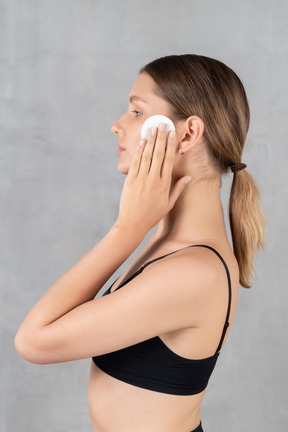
116, 124, 191, 236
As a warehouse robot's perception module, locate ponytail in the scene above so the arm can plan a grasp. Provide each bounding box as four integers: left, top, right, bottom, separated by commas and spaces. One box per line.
229, 170, 266, 288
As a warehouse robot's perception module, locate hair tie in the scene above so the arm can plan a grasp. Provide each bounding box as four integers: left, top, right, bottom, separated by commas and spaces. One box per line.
230, 162, 247, 173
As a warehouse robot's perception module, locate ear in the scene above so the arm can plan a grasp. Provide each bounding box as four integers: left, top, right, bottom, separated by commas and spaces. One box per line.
178, 116, 204, 154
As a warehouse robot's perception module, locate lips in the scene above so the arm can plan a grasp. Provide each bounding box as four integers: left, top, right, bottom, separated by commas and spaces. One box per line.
117, 144, 125, 155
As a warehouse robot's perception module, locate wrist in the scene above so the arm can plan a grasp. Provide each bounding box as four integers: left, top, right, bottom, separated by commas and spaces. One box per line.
112, 219, 147, 244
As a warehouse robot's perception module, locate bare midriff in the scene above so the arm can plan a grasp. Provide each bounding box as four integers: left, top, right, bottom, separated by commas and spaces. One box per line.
88, 361, 205, 432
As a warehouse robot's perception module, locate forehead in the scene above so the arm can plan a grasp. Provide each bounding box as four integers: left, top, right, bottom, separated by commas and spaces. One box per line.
129, 73, 157, 96
129, 73, 171, 113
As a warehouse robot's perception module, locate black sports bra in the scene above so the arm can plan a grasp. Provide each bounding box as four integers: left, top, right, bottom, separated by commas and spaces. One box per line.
92, 245, 232, 395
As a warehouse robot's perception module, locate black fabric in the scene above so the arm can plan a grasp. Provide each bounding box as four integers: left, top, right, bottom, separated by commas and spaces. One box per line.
191, 422, 204, 432
92, 245, 232, 396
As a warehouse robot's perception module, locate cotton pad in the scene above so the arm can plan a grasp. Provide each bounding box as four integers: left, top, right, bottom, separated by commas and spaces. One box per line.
141, 115, 175, 139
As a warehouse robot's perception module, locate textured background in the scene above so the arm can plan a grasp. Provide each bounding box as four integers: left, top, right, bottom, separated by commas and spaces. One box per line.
1, 0, 287, 431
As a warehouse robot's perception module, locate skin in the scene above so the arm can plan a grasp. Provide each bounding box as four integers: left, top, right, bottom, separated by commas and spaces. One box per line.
15, 72, 239, 432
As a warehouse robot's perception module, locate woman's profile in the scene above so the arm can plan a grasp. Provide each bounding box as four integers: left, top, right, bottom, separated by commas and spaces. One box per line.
15, 54, 266, 432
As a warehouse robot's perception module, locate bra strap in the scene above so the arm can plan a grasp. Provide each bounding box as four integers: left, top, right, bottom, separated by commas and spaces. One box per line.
143, 244, 232, 354
190, 245, 232, 354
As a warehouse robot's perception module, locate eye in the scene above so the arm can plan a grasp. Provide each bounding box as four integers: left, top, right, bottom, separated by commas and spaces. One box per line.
131, 110, 142, 117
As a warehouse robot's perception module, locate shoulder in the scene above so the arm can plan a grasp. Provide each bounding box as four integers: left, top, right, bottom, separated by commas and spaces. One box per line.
126, 245, 232, 321
142, 245, 230, 294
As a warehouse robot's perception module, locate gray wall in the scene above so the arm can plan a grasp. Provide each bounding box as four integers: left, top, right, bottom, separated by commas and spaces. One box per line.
1, 0, 287, 431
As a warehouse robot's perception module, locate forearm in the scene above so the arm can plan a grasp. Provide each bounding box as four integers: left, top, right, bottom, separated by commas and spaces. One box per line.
17, 223, 145, 331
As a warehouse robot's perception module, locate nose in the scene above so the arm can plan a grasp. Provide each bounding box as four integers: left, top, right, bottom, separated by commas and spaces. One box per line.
111, 123, 118, 134
111, 116, 124, 136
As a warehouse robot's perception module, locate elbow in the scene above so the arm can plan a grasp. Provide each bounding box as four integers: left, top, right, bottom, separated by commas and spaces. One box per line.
14, 327, 48, 365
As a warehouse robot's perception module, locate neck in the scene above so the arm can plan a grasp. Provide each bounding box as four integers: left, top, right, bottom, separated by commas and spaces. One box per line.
154, 175, 228, 247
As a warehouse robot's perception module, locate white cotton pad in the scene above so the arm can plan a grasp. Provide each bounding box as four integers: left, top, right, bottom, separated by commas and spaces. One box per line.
141, 115, 175, 139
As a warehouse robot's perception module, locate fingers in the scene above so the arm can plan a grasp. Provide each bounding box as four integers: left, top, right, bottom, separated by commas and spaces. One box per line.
138, 124, 175, 177
161, 129, 177, 181
127, 139, 146, 179
149, 123, 168, 176
138, 126, 158, 175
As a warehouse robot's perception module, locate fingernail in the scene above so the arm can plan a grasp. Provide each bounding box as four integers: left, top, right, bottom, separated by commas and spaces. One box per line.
139, 139, 145, 147
184, 176, 192, 184
159, 123, 165, 132
170, 130, 175, 139
151, 127, 156, 136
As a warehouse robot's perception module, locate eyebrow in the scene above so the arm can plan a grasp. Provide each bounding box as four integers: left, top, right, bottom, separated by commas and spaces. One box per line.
129, 95, 147, 104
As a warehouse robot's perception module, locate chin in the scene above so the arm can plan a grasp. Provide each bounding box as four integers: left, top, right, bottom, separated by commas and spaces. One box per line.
117, 160, 129, 175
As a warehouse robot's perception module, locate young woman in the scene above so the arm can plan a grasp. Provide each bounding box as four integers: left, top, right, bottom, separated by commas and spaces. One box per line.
15, 55, 265, 432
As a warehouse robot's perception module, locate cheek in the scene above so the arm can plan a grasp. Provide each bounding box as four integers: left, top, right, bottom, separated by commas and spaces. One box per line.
126, 127, 141, 155
117, 147, 136, 175
131, 126, 142, 146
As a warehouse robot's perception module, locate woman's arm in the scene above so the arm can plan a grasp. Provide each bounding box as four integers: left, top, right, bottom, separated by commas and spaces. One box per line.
15, 224, 144, 332
14, 223, 145, 363
15, 245, 220, 365
15, 126, 191, 364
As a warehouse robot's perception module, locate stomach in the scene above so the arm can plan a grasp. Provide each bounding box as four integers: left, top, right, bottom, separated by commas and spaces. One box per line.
88, 361, 205, 432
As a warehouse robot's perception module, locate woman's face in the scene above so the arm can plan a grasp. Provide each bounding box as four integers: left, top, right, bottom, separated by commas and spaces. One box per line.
111, 73, 175, 174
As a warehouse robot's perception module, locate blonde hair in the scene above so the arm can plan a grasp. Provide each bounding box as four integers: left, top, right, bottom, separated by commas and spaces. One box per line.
140, 54, 266, 288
